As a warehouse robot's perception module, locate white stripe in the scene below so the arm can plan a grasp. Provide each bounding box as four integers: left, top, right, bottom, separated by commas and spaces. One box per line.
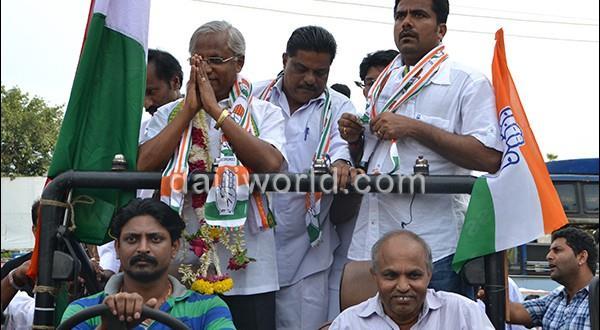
94, 0, 150, 53
488, 150, 544, 251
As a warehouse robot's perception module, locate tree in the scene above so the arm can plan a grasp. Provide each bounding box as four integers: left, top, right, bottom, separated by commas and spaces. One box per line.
1, 85, 63, 177
546, 153, 559, 161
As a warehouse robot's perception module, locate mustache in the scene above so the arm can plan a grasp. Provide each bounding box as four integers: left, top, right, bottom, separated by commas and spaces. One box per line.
399, 30, 418, 39
129, 254, 158, 266
298, 84, 317, 92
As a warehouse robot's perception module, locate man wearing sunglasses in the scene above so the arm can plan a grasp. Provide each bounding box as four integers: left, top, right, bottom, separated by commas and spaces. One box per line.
253, 26, 358, 330
138, 20, 286, 330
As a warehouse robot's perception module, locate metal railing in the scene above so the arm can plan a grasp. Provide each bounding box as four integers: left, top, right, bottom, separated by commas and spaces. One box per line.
33, 171, 506, 328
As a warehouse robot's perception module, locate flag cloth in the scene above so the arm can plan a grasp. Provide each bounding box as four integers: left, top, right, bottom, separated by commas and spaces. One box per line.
452, 29, 568, 272
28, 0, 150, 277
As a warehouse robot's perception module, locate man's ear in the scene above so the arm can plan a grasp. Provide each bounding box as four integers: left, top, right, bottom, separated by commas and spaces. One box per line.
282, 53, 288, 69
437, 23, 447, 42
171, 239, 181, 258
170, 75, 182, 91
577, 250, 589, 267
235, 55, 245, 73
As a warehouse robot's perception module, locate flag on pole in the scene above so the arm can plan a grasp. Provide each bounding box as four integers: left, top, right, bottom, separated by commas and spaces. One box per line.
28, 0, 150, 277
452, 29, 568, 272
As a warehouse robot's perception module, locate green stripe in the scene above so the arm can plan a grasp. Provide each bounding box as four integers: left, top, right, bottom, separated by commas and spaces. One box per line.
47, 12, 145, 244
452, 177, 496, 272
205, 200, 248, 220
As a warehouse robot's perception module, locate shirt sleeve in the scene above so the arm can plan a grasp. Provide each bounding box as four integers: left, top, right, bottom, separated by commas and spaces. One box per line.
139, 99, 181, 145
328, 96, 357, 164
458, 74, 503, 152
60, 302, 96, 330
253, 100, 288, 171
522, 294, 552, 326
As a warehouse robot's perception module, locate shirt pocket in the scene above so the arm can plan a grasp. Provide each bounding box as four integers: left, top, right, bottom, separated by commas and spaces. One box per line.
414, 113, 451, 131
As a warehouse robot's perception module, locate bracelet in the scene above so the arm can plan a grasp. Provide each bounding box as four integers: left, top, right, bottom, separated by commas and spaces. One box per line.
214, 109, 230, 129
8, 269, 27, 291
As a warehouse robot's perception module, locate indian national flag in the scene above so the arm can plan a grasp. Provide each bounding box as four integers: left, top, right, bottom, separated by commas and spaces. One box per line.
28, 0, 149, 277
452, 29, 568, 272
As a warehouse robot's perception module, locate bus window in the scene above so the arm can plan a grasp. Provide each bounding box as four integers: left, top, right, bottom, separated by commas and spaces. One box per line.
555, 183, 578, 213
583, 183, 599, 213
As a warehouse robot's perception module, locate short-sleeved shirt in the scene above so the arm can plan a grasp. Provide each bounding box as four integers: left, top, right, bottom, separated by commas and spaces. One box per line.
522, 284, 591, 329
330, 290, 494, 329
252, 80, 356, 286
348, 59, 503, 263
142, 97, 287, 295
60, 273, 235, 329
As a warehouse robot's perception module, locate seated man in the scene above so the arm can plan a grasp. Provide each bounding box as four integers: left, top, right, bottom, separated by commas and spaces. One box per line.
330, 230, 493, 329
60, 198, 235, 329
508, 227, 598, 329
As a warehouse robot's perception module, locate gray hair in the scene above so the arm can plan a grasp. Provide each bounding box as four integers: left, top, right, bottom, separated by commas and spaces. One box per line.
371, 230, 433, 273
188, 20, 246, 56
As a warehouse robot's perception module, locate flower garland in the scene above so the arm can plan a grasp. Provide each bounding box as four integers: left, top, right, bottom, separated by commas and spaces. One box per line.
178, 110, 255, 295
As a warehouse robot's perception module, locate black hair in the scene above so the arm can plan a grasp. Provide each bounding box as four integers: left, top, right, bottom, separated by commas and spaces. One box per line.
331, 83, 351, 98
148, 49, 183, 87
110, 198, 185, 243
359, 49, 399, 81
31, 199, 40, 227
552, 226, 598, 274
286, 26, 337, 63
394, 0, 450, 24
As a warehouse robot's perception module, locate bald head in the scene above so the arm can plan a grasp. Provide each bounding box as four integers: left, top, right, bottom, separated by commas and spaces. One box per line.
371, 230, 433, 273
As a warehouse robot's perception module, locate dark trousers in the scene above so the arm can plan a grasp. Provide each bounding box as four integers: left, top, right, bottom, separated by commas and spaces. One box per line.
220, 291, 275, 330
429, 254, 475, 299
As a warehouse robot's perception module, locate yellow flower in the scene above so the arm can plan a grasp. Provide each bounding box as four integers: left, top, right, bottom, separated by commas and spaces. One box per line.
208, 227, 222, 241
191, 279, 214, 295
213, 278, 234, 294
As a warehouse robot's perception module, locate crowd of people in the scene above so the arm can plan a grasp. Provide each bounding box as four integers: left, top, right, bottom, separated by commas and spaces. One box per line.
2, 0, 598, 329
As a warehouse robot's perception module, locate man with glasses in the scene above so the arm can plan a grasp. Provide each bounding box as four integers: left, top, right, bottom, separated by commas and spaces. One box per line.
253, 26, 357, 330
354, 50, 399, 99
138, 20, 286, 330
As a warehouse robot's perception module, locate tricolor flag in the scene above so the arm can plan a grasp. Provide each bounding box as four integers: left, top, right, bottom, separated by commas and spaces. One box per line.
452, 29, 568, 272
28, 0, 149, 277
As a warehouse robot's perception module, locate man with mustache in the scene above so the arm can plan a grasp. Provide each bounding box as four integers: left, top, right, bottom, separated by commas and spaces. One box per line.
330, 230, 493, 329
253, 26, 357, 329
507, 227, 598, 329
338, 0, 503, 297
60, 198, 235, 329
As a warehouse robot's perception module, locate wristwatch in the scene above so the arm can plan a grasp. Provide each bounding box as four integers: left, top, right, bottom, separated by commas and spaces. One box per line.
8, 268, 27, 291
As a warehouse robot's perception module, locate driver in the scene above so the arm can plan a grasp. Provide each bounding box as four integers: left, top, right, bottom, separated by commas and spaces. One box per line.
60, 198, 235, 329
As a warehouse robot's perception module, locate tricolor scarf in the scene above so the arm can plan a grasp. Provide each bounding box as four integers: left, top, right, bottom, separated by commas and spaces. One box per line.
360, 44, 448, 173
160, 76, 273, 231
259, 76, 333, 246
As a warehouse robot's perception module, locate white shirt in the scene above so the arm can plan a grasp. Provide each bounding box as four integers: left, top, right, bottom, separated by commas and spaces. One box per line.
4, 291, 35, 330
97, 241, 120, 273
142, 96, 287, 295
348, 59, 503, 262
330, 290, 494, 330
253, 80, 356, 286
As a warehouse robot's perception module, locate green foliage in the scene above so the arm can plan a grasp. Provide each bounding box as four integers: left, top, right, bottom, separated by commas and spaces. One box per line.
546, 153, 559, 161
1, 85, 63, 177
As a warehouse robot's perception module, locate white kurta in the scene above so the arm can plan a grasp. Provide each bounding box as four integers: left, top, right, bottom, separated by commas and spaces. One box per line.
142, 97, 287, 296
253, 80, 356, 287
348, 60, 503, 263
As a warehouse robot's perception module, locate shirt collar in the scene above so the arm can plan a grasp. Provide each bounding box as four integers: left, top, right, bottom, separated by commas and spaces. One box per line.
357, 290, 442, 320
104, 273, 189, 299
396, 54, 451, 86
272, 77, 327, 109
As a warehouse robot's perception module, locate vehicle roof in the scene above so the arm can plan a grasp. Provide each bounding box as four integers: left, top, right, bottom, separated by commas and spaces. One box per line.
546, 158, 599, 175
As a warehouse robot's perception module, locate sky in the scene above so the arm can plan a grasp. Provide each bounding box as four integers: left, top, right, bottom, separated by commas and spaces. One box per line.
2, 0, 599, 160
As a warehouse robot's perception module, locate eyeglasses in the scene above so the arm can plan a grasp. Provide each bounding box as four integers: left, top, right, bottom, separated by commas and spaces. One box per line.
201, 56, 237, 65
354, 78, 376, 89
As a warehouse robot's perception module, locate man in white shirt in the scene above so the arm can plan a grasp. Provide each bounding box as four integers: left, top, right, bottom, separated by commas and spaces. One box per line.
338, 0, 502, 297
138, 21, 285, 330
253, 26, 356, 329
330, 229, 494, 329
